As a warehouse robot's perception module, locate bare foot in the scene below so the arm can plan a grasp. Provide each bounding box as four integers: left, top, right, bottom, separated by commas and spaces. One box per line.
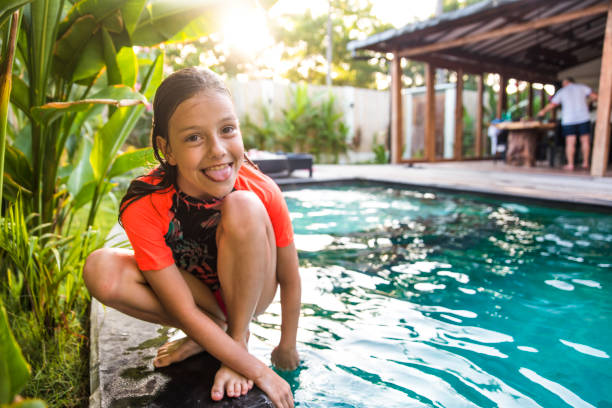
211, 364, 254, 401
153, 336, 204, 368
581, 163, 589, 170
562, 164, 574, 171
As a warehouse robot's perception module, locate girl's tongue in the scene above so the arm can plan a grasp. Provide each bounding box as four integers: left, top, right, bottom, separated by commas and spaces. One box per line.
203, 163, 232, 182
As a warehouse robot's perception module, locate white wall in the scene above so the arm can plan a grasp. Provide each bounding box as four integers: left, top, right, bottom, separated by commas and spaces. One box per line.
228, 79, 475, 163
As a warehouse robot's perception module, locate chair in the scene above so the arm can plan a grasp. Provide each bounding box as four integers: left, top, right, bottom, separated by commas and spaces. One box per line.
251, 156, 290, 176
286, 153, 313, 177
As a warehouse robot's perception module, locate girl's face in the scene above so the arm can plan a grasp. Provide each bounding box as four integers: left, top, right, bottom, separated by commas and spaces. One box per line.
160, 91, 244, 200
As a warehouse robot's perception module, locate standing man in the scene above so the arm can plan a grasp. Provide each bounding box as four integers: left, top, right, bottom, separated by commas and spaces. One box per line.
538, 77, 598, 170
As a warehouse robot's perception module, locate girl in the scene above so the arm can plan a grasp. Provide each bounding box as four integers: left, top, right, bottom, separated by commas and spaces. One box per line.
83, 67, 300, 408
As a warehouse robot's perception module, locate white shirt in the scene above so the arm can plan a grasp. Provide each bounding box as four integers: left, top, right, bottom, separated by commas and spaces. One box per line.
551, 83, 592, 125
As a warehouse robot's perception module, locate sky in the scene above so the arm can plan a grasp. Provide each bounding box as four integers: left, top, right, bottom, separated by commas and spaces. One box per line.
270, 0, 437, 27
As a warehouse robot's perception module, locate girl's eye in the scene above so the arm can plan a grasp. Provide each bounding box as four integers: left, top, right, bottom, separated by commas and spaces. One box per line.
185, 134, 200, 142
222, 126, 235, 135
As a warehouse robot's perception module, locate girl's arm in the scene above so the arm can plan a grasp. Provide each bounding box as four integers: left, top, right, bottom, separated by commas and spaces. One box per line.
143, 264, 293, 407
271, 242, 301, 370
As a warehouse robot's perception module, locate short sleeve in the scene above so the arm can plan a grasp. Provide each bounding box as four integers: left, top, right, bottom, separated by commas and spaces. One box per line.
551, 89, 562, 105
265, 182, 294, 248
121, 195, 175, 271
235, 165, 294, 248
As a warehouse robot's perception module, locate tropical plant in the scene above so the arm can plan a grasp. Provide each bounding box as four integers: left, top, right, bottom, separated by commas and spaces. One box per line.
0, 196, 102, 338
0, 298, 46, 408
372, 143, 387, 164
242, 84, 348, 163
1, 0, 222, 232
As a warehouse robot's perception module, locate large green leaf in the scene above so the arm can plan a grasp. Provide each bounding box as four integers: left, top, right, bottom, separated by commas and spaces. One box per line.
66, 137, 93, 198
108, 147, 154, 179
9, 74, 30, 117
53, 14, 97, 80
71, 30, 104, 81
117, 46, 137, 87
120, 0, 146, 35
27, 0, 64, 106
141, 51, 163, 100
4, 144, 33, 192
101, 27, 121, 85
72, 179, 113, 210
89, 53, 162, 180
0, 0, 32, 29
59, 0, 125, 33
101, 8, 123, 33
0, 303, 31, 404
131, 0, 223, 46
165, 13, 217, 44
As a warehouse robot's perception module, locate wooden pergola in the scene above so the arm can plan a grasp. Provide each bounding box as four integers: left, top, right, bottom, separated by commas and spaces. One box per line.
348, 0, 612, 177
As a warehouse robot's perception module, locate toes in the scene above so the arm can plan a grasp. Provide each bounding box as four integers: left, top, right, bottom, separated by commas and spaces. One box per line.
211, 383, 224, 401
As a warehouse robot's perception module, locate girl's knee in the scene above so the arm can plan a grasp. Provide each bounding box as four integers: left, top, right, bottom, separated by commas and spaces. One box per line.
219, 191, 269, 240
83, 248, 128, 305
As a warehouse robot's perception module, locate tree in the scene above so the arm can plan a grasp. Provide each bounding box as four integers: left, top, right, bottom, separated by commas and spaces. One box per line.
270, 0, 394, 89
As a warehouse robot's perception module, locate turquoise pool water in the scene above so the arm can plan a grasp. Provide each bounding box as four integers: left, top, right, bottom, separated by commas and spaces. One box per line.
249, 184, 612, 408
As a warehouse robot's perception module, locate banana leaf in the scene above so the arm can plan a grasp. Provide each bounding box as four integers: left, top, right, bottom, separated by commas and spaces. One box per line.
0, 302, 31, 404
0, 0, 31, 29
107, 147, 154, 179
131, 0, 223, 46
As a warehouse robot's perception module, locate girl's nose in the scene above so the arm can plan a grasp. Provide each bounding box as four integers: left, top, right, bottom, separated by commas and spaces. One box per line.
207, 134, 226, 158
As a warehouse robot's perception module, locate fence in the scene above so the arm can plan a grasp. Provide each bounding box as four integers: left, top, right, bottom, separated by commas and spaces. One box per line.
227, 79, 478, 163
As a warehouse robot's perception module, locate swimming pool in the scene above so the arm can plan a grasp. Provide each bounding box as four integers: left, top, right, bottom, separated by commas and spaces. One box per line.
248, 183, 612, 407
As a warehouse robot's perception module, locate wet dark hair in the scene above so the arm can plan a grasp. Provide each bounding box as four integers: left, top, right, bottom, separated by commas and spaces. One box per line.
118, 67, 233, 223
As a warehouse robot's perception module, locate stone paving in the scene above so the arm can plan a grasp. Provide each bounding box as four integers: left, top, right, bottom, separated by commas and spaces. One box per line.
90, 161, 612, 408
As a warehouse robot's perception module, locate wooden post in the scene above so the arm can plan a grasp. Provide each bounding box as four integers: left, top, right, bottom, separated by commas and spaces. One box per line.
592, 0, 612, 176
390, 53, 403, 164
476, 74, 484, 157
425, 63, 436, 161
496, 74, 507, 119
527, 82, 534, 118
454, 69, 464, 160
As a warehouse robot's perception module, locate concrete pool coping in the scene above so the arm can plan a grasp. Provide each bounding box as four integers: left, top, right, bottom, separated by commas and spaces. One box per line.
276, 162, 612, 211
90, 161, 612, 407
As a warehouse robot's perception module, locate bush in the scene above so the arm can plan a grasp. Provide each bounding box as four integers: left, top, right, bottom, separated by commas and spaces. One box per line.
242, 84, 348, 163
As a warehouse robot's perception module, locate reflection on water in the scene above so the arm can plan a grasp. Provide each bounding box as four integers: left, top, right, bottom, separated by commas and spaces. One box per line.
249, 185, 612, 407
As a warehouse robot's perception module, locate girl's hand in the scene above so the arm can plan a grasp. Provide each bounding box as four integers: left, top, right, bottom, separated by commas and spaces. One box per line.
254, 367, 294, 408
271, 344, 300, 371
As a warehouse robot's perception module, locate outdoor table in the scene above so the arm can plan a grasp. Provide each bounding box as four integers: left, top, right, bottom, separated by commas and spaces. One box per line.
494, 121, 556, 167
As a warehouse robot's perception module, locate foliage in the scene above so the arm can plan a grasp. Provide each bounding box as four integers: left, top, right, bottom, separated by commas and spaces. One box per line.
242, 84, 348, 163
462, 109, 475, 157
372, 143, 387, 164
269, 0, 394, 89
0, 300, 46, 408
0, 196, 103, 338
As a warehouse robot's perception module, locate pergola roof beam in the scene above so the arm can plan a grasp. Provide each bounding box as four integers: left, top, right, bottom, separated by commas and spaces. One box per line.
398, 3, 608, 58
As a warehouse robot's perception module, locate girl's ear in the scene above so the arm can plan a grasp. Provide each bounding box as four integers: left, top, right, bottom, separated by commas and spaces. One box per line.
156, 136, 177, 166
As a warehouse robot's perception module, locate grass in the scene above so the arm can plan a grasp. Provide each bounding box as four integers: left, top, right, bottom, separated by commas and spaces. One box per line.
9, 304, 90, 407
1, 189, 123, 407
